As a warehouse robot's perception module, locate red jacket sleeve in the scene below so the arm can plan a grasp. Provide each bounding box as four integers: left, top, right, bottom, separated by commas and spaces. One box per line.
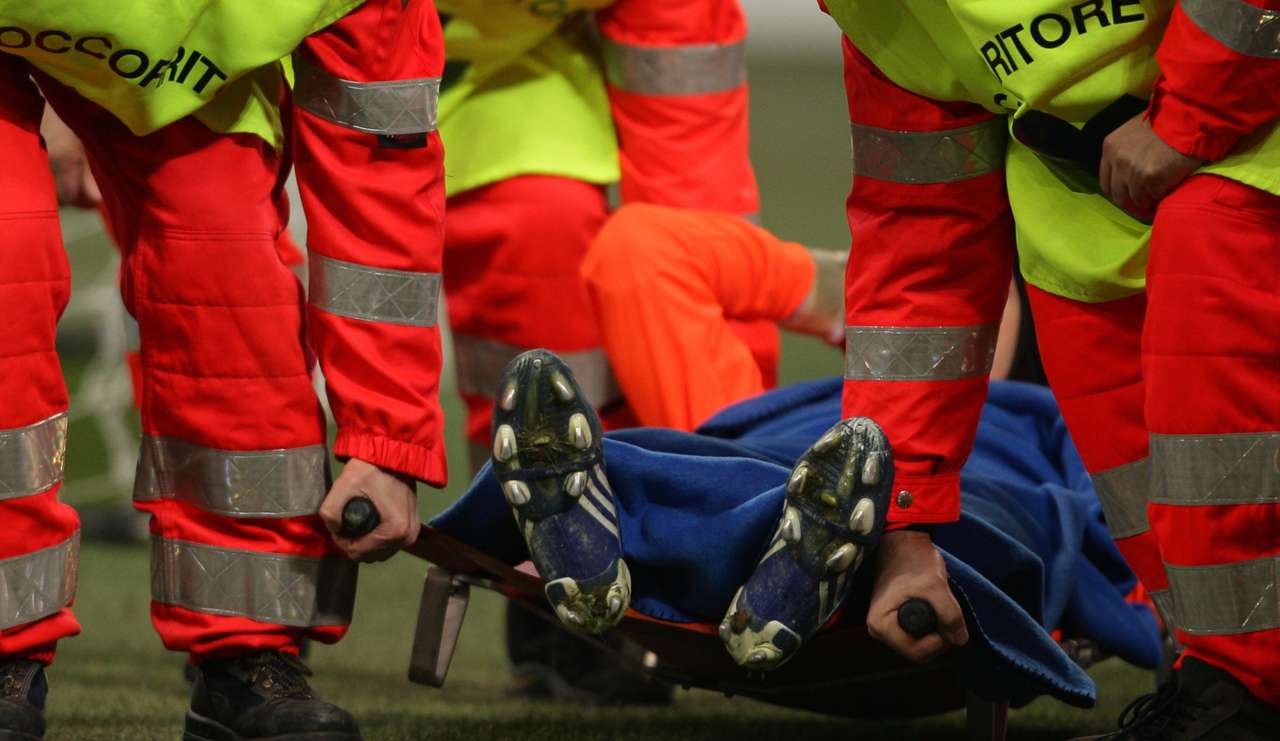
595, 0, 759, 217
841, 38, 1015, 526
1149, 0, 1280, 161
291, 0, 449, 486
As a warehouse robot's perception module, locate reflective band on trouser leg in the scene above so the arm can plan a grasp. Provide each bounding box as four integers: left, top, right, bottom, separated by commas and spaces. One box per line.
1142, 175, 1280, 705
309, 254, 442, 327
851, 118, 1008, 185
453, 335, 622, 409
0, 533, 79, 631
844, 323, 998, 381
602, 39, 746, 96
1149, 589, 1178, 640
151, 538, 355, 628
292, 52, 441, 135
1150, 433, 1280, 507
1092, 457, 1151, 539
0, 414, 67, 502
133, 437, 328, 518
1151, 432, 1280, 638
1180, 0, 1280, 58
1166, 557, 1280, 635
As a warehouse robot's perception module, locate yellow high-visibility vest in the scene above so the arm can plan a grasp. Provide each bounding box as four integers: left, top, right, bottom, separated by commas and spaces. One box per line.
825, 0, 1280, 302
436, 0, 619, 196
0, 0, 361, 146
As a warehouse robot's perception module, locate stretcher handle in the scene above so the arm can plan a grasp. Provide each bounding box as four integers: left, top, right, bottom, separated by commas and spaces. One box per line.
897, 598, 938, 639
346, 496, 938, 638
340, 496, 381, 538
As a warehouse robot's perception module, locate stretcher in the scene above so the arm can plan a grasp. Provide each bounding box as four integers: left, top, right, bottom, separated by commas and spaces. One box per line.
394, 523, 1012, 741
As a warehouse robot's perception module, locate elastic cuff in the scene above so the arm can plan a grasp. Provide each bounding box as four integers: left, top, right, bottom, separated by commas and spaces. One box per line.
884, 522, 937, 535
191, 641, 302, 666
884, 473, 961, 525
13, 644, 56, 666
1148, 86, 1239, 162
333, 431, 447, 489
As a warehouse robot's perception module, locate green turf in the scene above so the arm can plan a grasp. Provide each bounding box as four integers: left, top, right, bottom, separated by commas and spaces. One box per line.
39, 55, 1156, 741
48, 542, 1151, 740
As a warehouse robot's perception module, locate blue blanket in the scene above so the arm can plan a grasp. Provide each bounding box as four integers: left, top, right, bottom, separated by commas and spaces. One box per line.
434, 379, 1162, 709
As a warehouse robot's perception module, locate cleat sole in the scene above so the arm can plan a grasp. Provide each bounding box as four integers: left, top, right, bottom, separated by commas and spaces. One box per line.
721, 417, 893, 670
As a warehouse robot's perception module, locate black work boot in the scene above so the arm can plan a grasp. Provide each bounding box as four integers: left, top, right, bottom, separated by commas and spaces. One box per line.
1073, 657, 1280, 740
0, 660, 46, 741
185, 651, 362, 741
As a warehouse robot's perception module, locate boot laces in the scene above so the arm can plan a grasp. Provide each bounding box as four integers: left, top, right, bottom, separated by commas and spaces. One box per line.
235, 652, 315, 700
1107, 680, 1209, 739
0, 662, 33, 699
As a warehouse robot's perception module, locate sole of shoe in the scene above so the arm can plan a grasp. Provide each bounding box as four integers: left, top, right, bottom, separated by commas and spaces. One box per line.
184, 711, 362, 741
720, 417, 892, 670
492, 349, 629, 634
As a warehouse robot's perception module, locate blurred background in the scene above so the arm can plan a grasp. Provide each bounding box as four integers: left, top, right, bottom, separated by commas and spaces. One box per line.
46, 5, 1145, 739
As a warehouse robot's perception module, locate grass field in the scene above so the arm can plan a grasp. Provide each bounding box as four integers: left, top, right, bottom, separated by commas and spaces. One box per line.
47, 541, 1150, 741
39, 56, 1156, 740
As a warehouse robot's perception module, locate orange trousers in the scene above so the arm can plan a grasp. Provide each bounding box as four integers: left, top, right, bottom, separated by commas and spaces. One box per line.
581, 204, 815, 431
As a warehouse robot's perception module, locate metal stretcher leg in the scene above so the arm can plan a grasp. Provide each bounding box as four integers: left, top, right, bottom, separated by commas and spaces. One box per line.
408, 567, 471, 686
966, 693, 1009, 741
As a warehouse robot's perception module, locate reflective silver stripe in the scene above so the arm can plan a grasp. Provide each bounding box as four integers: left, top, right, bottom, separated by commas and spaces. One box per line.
602, 39, 747, 95
1149, 588, 1178, 633
453, 336, 622, 407
1181, 0, 1280, 58
292, 52, 440, 135
851, 118, 1007, 184
309, 255, 441, 327
0, 414, 67, 502
0, 532, 78, 631
1092, 458, 1151, 539
1166, 556, 1280, 635
151, 538, 356, 627
1150, 432, 1280, 506
844, 323, 999, 381
133, 437, 327, 518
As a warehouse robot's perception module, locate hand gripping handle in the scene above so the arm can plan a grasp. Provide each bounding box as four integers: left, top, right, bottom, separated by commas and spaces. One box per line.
897, 598, 938, 638
340, 496, 381, 538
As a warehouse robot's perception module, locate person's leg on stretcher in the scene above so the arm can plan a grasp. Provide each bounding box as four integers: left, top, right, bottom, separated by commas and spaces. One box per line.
482, 204, 1030, 669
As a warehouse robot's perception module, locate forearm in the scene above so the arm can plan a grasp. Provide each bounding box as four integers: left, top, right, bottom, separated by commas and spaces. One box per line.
1148, 0, 1280, 160
292, 0, 448, 485
841, 39, 1015, 527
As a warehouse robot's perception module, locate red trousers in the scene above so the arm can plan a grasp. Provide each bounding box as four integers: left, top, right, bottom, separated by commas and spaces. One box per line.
442, 176, 623, 461
443, 178, 781, 455
0, 55, 82, 666
0, 57, 341, 662
1029, 175, 1280, 707
0, 0, 444, 663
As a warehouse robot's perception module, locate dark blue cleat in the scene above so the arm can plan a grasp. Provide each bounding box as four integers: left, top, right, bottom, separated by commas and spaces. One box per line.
491, 349, 629, 635
720, 417, 893, 670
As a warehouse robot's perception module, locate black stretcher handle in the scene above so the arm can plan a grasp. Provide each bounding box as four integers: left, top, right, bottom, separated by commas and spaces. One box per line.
340, 496, 381, 538
346, 494, 939, 638
897, 598, 939, 639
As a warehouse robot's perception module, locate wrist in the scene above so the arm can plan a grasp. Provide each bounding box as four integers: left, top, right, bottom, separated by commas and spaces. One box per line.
346, 457, 419, 492
881, 528, 932, 549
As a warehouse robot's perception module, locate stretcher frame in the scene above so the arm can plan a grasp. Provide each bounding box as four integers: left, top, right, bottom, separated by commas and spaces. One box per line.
400, 525, 1010, 740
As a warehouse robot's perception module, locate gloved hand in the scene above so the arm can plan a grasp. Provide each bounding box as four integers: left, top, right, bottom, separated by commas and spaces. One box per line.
866, 529, 969, 664
319, 458, 420, 562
